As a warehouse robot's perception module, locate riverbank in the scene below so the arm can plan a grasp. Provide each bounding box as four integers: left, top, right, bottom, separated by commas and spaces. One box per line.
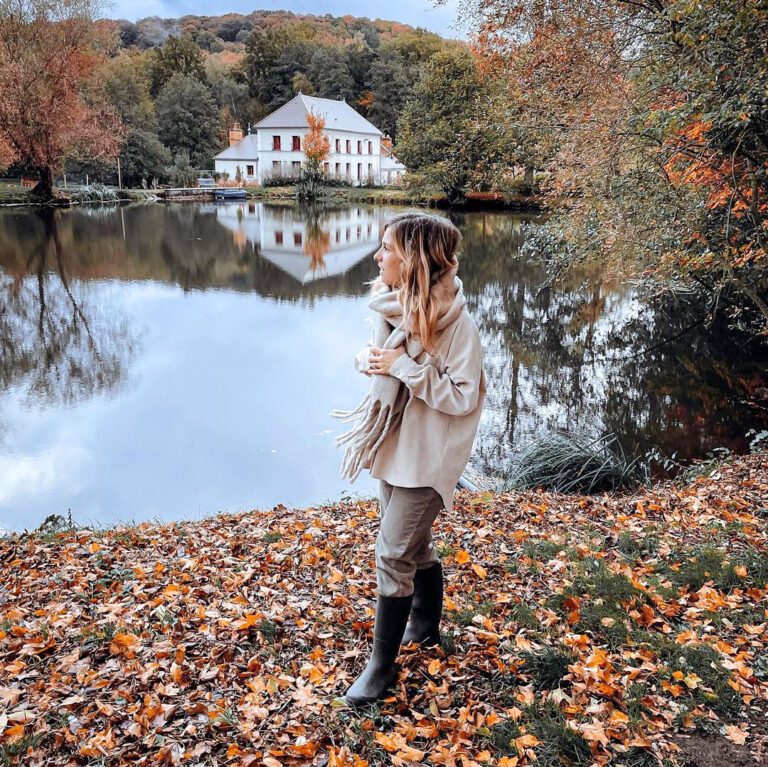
0, 182, 546, 211
1, 453, 765, 766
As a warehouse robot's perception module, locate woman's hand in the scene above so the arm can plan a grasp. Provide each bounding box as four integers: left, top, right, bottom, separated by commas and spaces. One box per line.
367, 345, 406, 375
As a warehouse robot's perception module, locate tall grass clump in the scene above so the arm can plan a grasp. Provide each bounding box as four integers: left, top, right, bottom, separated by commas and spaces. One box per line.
506, 432, 650, 494
71, 183, 120, 203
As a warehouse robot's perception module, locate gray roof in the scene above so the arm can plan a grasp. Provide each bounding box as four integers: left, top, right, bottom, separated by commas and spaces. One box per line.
214, 134, 259, 161
255, 94, 382, 135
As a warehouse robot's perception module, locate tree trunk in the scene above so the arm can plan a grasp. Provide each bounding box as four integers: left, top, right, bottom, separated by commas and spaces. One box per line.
523, 165, 535, 192
29, 166, 54, 202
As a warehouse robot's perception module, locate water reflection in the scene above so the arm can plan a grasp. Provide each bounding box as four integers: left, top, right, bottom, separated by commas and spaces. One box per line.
216, 203, 385, 283
0, 203, 764, 531
0, 208, 135, 410
453, 211, 767, 477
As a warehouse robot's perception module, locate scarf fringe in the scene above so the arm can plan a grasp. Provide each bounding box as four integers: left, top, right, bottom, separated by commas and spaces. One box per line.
330, 399, 398, 482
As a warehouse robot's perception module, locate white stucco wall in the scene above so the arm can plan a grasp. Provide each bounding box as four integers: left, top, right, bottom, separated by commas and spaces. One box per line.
215, 128, 388, 185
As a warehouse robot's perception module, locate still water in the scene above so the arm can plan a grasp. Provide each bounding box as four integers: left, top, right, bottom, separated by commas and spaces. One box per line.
0, 202, 763, 532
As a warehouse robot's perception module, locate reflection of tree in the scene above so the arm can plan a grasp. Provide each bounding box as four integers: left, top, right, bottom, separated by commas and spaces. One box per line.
304, 207, 332, 273
453, 211, 767, 482
0, 208, 134, 408
0, 204, 762, 479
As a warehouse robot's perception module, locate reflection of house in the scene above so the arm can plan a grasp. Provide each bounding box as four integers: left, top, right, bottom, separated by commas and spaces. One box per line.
215, 202, 384, 284
213, 94, 407, 186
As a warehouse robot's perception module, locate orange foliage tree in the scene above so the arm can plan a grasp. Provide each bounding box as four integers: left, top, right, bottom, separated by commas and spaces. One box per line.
459, 0, 768, 334
297, 111, 330, 201
0, 0, 121, 199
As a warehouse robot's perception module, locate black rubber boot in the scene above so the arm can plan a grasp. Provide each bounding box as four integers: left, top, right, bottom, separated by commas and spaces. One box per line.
401, 562, 443, 647
344, 593, 413, 706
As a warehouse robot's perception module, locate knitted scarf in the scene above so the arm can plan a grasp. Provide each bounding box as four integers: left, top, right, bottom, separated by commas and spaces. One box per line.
330, 265, 466, 482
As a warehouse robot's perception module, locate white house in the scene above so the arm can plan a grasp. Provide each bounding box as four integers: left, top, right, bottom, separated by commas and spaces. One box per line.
214, 94, 406, 186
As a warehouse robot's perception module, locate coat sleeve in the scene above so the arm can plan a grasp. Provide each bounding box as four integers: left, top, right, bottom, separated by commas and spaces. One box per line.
388, 316, 483, 416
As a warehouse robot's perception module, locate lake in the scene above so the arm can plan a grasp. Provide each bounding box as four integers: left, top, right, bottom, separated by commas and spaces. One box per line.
0, 201, 763, 533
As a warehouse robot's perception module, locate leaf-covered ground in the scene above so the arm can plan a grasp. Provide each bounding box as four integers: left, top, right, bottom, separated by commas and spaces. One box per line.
1, 454, 766, 767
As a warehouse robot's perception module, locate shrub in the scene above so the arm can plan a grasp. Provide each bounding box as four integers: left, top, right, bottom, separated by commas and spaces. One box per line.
262, 171, 300, 187
507, 432, 650, 494
71, 183, 120, 203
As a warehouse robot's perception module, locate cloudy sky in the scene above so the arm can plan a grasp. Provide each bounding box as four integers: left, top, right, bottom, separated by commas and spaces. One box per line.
105, 0, 467, 40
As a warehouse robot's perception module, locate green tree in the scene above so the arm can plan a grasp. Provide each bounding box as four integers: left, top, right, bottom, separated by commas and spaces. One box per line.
155, 73, 220, 169
367, 50, 410, 139
150, 34, 206, 95
396, 48, 485, 204
167, 149, 197, 187
307, 48, 355, 102
97, 52, 170, 186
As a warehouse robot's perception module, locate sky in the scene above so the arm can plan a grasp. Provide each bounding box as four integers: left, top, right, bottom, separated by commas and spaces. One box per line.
105, 0, 467, 40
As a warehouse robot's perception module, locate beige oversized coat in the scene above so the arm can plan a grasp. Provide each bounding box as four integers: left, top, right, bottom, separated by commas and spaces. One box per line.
354, 308, 486, 514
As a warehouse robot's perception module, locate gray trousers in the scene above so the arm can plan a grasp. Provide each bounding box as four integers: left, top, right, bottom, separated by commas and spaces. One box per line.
375, 479, 445, 598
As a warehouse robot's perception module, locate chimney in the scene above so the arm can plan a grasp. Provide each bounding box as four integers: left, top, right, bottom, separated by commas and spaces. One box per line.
381, 134, 393, 156
229, 122, 244, 146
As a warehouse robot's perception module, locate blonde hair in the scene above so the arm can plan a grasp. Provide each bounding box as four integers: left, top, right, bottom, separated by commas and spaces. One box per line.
370, 212, 462, 355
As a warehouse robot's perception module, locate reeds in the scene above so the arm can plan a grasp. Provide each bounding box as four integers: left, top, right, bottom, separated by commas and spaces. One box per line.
506, 432, 650, 494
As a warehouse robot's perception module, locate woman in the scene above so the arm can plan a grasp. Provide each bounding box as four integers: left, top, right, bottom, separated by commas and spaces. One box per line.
330, 212, 486, 706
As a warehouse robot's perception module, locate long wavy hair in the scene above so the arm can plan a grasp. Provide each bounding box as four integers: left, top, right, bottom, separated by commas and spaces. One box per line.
369, 212, 462, 355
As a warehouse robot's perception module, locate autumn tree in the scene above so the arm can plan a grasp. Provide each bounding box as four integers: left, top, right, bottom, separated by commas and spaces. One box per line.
297, 111, 330, 202
0, 0, 121, 200
459, 0, 768, 335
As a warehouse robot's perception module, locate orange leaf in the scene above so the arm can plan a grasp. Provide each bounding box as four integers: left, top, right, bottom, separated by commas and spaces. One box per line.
455, 549, 471, 565
724, 725, 748, 745
471, 563, 488, 579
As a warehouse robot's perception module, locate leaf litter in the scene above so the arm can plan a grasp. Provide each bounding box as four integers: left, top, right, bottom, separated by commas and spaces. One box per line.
0, 454, 766, 766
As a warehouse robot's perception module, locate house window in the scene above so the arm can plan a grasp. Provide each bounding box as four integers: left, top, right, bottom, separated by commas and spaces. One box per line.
357, 163, 362, 180
272, 160, 280, 171
291, 161, 301, 168
272, 136, 281, 150
323, 162, 329, 173
292, 135, 300, 151
345, 139, 351, 153
246, 164, 254, 176
357, 140, 362, 154
368, 141, 373, 154
275, 230, 283, 245
335, 138, 340, 153
294, 232, 302, 246
345, 162, 351, 177
335, 162, 340, 175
